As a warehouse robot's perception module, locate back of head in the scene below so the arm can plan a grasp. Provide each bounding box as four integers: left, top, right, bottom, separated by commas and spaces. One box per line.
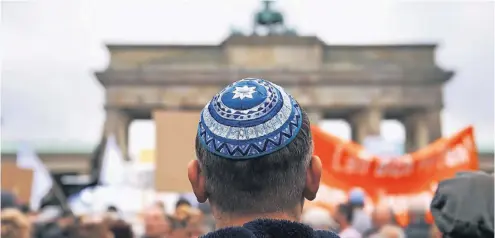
175, 198, 192, 209
108, 220, 133, 238
106, 205, 118, 213
74, 222, 111, 238
379, 225, 405, 238
430, 171, 494, 238
143, 206, 170, 236
1, 208, 31, 238
373, 204, 393, 227
194, 78, 313, 216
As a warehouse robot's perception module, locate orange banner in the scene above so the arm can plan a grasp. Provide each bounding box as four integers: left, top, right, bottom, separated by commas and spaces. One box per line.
309, 126, 478, 225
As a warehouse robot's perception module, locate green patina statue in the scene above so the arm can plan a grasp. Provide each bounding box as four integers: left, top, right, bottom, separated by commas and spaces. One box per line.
229, 1, 296, 36
253, 0, 289, 35
255, 1, 284, 27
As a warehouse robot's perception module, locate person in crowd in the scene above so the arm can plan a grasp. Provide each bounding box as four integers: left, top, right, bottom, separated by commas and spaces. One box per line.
348, 188, 372, 234
143, 205, 171, 238
430, 171, 494, 238
174, 198, 193, 222
1, 208, 31, 238
108, 219, 134, 238
187, 78, 338, 237
19, 204, 30, 214
33, 207, 74, 238
362, 205, 393, 237
376, 225, 405, 238
404, 202, 430, 238
167, 198, 193, 234
333, 203, 361, 238
184, 207, 204, 236
19, 203, 39, 224
301, 207, 338, 232
1, 190, 19, 210
104, 205, 121, 221
72, 222, 113, 238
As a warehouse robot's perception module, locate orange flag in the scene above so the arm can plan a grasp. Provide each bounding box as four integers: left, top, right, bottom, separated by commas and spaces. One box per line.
309, 126, 478, 226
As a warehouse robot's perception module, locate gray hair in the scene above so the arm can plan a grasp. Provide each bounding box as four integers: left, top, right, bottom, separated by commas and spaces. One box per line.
195, 111, 312, 215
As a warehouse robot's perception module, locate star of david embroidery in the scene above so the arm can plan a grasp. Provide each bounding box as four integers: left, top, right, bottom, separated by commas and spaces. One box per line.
232, 86, 257, 100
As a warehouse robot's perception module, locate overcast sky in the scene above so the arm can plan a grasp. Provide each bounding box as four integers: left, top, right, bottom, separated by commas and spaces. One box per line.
2, 0, 494, 156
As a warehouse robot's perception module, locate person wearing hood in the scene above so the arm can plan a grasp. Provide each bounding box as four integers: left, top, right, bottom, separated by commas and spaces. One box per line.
430, 171, 494, 238
187, 78, 339, 238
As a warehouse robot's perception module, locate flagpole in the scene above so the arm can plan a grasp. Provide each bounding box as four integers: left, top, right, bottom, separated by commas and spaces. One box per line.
16, 143, 73, 215
51, 180, 73, 215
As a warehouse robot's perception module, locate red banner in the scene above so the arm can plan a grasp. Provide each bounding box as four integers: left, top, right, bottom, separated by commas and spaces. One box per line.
308, 126, 478, 226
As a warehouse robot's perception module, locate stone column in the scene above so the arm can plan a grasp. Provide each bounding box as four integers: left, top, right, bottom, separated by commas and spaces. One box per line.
403, 112, 429, 153
103, 108, 131, 160
350, 107, 382, 144
424, 109, 442, 143
306, 110, 323, 126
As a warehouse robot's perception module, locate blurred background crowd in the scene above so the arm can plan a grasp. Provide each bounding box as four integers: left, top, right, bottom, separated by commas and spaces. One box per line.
1, 188, 443, 238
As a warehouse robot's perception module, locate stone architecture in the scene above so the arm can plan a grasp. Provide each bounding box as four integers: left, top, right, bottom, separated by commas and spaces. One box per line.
96, 34, 453, 158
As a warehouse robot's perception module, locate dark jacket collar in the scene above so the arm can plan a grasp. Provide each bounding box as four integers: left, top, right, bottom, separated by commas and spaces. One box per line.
201, 219, 339, 238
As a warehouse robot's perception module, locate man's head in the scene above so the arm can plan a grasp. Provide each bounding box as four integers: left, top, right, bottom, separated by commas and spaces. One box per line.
175, 198, 191, 209
188, 78, 321, 219
106, 205, 118, 213
334, 204, 353, 228
372, 205, 393, 228
143, 206, 171, 237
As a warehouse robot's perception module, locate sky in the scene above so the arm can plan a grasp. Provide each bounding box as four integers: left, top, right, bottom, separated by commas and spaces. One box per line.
2, 0, 494, 157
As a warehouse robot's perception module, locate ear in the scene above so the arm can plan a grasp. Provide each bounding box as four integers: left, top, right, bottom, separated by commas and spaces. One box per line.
187, 160, 208, 203
303, 155, 322, 201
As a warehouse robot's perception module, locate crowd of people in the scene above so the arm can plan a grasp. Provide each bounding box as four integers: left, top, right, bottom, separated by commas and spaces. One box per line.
0, 196, 216, 238
2, 78, 494, 238
301, 190, 429, 238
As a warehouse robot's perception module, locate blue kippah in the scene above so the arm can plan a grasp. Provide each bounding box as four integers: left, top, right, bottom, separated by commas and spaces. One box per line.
198, 78, 303, 160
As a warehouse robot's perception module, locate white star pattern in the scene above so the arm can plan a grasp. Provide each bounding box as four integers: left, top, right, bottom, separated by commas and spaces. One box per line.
232, 86, 257, 100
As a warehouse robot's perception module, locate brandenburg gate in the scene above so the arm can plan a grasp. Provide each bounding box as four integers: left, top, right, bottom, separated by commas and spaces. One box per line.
96, 34, 453, 157
97, 0, 456, 171
94, 2, 453, 191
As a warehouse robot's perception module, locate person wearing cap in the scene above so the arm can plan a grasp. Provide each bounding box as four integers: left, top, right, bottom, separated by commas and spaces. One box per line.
430, 171, 494, 238
348, 188, 372, 234
334, 203, 362, 238
187, 78, 339, 237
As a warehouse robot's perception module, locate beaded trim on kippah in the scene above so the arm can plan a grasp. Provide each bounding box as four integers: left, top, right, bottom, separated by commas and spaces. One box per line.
197, 78, 303, 160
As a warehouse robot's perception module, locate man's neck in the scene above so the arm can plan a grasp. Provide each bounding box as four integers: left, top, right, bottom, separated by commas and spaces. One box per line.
214, 212, 299, 229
